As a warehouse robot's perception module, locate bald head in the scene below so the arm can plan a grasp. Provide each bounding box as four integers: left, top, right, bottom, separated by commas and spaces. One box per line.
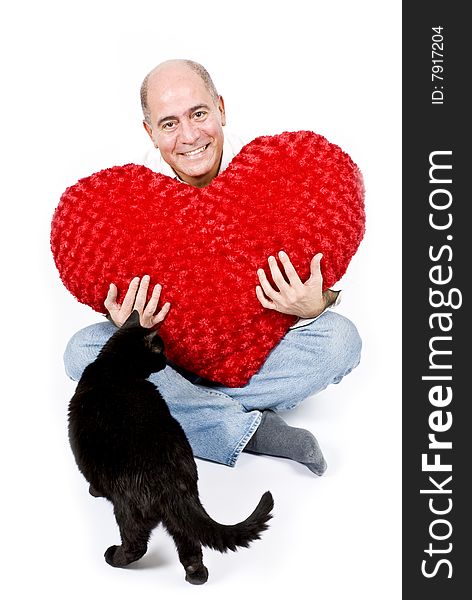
140, 60, 220, 125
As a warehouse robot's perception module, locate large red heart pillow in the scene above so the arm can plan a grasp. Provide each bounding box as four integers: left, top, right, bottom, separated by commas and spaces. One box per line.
51, 130, 365, 386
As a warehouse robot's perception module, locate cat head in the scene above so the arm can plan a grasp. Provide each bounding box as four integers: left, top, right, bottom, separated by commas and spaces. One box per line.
105, 310, 167, 378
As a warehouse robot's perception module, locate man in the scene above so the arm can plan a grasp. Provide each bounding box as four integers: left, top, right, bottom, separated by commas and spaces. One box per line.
64, 59, 361, 475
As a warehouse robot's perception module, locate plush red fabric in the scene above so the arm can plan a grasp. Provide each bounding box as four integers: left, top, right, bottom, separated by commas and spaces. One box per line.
51, 131, 365, 386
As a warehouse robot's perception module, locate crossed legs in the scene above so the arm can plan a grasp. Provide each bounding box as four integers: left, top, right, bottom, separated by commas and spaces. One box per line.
64, 311, 361, 470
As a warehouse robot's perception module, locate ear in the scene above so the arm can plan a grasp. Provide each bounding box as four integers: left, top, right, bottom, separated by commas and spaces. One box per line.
122, 310, 141, 329
145, 329, 165, 353
217, 95, 226, 126
143, 120, 157, 147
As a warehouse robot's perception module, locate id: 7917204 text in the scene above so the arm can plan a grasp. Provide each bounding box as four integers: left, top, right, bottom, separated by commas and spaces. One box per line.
431, 26, 444, 105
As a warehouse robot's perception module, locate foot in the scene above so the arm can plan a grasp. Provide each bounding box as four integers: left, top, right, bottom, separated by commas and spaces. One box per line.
243, 410, 327, 475
185, 564, 209, 585
104, 544, 146, 567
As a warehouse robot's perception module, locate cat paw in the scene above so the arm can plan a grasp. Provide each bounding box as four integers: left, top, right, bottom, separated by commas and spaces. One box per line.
104, 544, 146, 567
185, 564, 209, 585
104, 545, 131, 567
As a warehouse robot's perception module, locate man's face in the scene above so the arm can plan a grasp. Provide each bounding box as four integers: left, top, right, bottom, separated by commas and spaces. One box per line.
144, 66, 226, 188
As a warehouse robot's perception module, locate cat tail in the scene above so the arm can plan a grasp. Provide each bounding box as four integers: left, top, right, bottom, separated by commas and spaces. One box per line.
178, 491, 274, 553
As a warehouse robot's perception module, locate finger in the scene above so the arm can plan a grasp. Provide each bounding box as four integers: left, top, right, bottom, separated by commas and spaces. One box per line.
104, 283, 119, 311
278, 251, 303, 287
152, 302, 171, 325
267, 255, 290, 292
133, 274, 151, 312
306, 253, 324, 286
255, 285, 275, 309
257, 268, 280, 301
120, 276, 141, 314
143, 283, 162, 319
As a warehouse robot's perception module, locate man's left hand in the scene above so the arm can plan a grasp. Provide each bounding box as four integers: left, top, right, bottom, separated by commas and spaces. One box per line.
256, 251, 327, 319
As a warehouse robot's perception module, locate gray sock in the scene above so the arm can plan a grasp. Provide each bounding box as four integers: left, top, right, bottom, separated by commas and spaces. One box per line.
243, 410, 327, 476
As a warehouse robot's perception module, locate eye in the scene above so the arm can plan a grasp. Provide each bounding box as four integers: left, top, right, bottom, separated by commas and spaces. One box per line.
193, 110, 207, 120
162, 121, 177, 130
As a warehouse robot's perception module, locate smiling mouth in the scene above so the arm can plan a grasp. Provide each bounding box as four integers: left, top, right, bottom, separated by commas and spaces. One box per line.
181, 144, 210, 157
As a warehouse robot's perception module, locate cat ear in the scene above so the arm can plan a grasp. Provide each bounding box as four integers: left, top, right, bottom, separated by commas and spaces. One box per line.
145, 330, 164, 353
122, 310, 141, 328
145, 329, 157, 342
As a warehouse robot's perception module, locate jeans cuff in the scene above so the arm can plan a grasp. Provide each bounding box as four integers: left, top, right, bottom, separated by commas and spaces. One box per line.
226, 411, 263, 467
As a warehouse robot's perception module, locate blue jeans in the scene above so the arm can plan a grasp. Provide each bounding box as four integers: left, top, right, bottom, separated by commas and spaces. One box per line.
63, 311, 361, 467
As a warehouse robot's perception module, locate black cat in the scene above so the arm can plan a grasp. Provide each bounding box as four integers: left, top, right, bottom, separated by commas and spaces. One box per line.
68, 310, 274, 584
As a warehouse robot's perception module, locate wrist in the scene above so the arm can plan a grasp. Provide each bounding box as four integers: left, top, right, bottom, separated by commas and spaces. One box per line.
299, 304, 325, 319
299, 289, 340, 319
322, 289, 340, 309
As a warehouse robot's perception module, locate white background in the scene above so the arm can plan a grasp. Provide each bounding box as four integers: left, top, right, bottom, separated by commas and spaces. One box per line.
1, 1, 401, 597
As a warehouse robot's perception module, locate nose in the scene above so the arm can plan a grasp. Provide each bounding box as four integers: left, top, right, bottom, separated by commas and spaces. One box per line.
178, 119, 200, 145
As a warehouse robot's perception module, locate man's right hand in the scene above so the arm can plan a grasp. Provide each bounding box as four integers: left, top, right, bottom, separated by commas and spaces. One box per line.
104, 275, 171, 328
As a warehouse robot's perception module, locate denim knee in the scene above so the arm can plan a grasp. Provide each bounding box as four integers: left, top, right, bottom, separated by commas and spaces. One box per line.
328, 312, 362, 379
299, 312, 362, 387
63, 322, 114, 381
63, 329, 87, 381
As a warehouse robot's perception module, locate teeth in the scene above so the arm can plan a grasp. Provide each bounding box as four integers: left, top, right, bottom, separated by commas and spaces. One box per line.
183, 144, 208, 156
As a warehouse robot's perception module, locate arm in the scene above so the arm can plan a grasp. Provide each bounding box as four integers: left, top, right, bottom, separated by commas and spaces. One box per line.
255, 251, 338, 318
104, 275, 171, 327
